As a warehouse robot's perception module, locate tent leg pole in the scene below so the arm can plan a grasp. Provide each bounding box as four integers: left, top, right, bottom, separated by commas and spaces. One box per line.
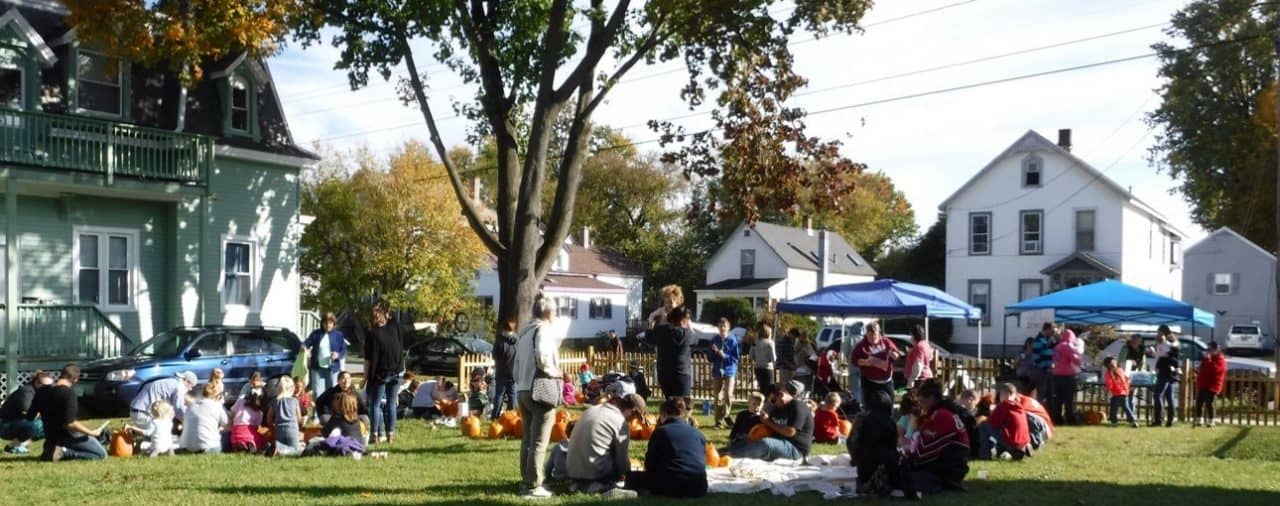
978, 322, 983, 362
1002, 317, 1008, 361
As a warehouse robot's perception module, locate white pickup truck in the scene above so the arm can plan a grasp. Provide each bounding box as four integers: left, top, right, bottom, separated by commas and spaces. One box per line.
1226, 324, 1273, 354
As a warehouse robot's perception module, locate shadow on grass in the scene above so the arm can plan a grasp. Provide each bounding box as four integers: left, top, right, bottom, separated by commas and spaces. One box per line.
1214, 426, 1252, 459
194, 483, 524, 505
959, 479, 1280, 506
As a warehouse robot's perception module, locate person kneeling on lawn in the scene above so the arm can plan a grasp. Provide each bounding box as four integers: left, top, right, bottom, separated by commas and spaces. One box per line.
979, 383, 1031, 460
902, 380, 971, 497
29, 364, 109, 461
625, 397, 708, 498
2, 370, 53, 454
723, 380, 814, 461
179, 382, 229, 454
566, 381, 646, 494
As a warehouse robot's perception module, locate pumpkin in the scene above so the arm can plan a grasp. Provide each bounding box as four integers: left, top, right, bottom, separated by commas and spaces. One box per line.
704, 443, 720, 467
838, 419, 854, 437
551, 420, 569, 442
747, 423, 773, 442
108, 430, 133, 458
718, 455, 732, 468
499, 410, 521, 434
462, 415, 483, 439
1082, 411, 1105, 425
628, 418, 645, 440
437, 399, 459, 418
641, 422, 656, 441
488, 421, 506, 439
575, 392, 586, 404
555, 410, 571, 424
302, 426, 324, 441
510, 415, 524, 438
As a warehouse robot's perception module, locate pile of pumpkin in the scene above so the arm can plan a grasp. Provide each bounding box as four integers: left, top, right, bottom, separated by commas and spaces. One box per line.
460, 409, 578, 442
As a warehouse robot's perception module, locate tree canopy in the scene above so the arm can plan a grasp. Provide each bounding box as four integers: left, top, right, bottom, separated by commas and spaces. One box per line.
1147, 0, 1278, 249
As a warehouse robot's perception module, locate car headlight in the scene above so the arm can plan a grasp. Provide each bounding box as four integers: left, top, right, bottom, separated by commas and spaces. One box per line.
105, 369, 135, 382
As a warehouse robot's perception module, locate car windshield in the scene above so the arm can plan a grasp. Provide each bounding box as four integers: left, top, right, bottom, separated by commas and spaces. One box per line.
128, 329, 205, 357
1231, 326, 1260, 334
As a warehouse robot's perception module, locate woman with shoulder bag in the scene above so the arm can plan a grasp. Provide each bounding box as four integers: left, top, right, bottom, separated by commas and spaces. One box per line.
515, 295, 564, 499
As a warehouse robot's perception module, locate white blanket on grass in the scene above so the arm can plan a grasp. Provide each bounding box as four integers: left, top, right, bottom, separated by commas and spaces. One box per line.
707, 454, 859, 499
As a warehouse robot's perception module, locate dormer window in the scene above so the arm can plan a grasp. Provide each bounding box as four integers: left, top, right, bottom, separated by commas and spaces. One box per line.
0, 46, 22, 108
76, 49, 124, 117
230, 75, 250, 132
1021, 154, 1043, 187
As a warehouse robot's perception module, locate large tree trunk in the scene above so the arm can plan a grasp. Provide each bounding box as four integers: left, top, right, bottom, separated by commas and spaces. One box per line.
497, 253, 540, 329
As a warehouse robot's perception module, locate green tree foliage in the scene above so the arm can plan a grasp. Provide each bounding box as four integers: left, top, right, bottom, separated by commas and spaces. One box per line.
300, 141, 488, 341
700, 297, 758, 330
877, 214, 946, 288
1147, 0, 1279, 249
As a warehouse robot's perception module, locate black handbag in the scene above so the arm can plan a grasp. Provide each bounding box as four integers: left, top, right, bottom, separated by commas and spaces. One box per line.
528, 326, 562, 408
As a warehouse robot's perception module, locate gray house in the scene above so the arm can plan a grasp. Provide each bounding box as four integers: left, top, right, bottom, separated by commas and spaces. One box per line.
1182, 227, 1277, 340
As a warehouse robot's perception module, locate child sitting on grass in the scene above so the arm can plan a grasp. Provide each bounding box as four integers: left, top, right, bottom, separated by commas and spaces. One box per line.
124, 400, 176, 457
1103, 357, 1137, 427
208, 368, 226, 402
229, 393, 266, 453
728, 392, 766, 444
813, 392, 843, 443
897, 392, 919, 451
293, 376, 314, 420
562, 373, 578, 406
269, 376, 303, 457
469, 373, 490, 416
980, 382, 1031, 460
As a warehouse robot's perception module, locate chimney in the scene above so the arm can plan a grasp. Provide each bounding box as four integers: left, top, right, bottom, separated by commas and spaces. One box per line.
582, 227, 591, 250
1057, 128, 1072, 152
817, 229, 830, 289
805, 216, 814, 236
471, 177, 482, 201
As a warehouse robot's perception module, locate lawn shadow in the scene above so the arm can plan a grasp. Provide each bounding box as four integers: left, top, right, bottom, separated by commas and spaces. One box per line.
966, 479, 1280, 505
195, 482, 523, 500
1213, 426, 1252, 459
392, 442, 511, 456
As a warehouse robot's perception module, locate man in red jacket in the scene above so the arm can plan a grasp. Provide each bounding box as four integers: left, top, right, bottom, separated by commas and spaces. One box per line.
979, 383, 1031, 460
1194, 342, 1228, 427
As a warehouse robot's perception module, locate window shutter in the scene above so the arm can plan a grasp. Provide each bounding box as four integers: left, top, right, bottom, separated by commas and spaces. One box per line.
1232, 273, 1240, 295
1207, 273, 1214, 295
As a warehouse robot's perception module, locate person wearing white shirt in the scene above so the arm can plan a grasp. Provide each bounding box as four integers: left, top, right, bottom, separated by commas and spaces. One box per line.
179, 383, 229, 453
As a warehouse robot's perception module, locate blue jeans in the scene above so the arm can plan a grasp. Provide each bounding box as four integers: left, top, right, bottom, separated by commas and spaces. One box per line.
275, 424, 302, 456
1109, 395, 1136, 425
1152, 379, 1175, 425
310, 367, 336, 397
724, 436, 803, 461
42, 433, 107, 461
367, 375, 399, 437
0, 419, 43, 441
491, 376, 515, 420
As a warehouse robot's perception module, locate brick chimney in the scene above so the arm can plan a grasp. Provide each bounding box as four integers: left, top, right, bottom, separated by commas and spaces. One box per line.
1058, 129, 1072, 152
817, 229, 829, 289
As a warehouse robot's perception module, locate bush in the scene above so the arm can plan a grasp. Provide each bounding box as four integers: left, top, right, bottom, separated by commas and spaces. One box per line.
700, 297, 758, 329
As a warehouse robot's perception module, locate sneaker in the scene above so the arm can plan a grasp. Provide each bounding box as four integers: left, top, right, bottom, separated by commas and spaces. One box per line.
998, 452, 1013, 461
10, 444, 29, 455
602, 488, 638, 500
50, 446, 66, 462
522, 487, 553, 499
387, 433, 395, 445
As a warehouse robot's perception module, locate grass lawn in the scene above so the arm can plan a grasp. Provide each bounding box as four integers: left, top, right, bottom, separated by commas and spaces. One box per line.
3, 411, 1280, 505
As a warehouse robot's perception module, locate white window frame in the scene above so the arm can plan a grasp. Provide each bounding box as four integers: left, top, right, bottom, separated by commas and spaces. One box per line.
229, 75, 252, 133
1212, 273, 1232, 295
219, 234, 259, 313
1021, 154, 1043, 188
969, 212, 991, 255
75, 48, 124, 118
71, 226, 139, 312
1019, 210, 1043, 255
740, 249, 755, 279
588, 297, 613, 320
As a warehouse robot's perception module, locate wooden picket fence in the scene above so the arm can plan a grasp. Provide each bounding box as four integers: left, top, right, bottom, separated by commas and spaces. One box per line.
456, 350, 1280, 426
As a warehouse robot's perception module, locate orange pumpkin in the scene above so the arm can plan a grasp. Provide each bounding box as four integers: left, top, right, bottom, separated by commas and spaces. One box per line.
629, 418, 645, 440
499, 410, 521, 433
747, 423, 773, 442
641, 422, 656, 441
302, 426, 324, 441
704, 443, 720, 467
488, 421, 506, 439
437, 399, 459, 418
718, 455, 732, 468
108, 430, 133, 458
551, 420, 569, 442
462, 415, 483, 439
838, 419, 854, 437
1082, 411, 1105, 425
555, 410, 571, 424
575, 392, 586, 404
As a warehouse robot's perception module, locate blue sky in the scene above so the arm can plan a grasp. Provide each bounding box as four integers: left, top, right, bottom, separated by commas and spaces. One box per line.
269, 0, 1203, 242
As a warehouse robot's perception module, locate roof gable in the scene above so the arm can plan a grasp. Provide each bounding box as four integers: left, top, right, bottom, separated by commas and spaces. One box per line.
937, 129, 1182, 237
742, 221, 876, 277
0, 8, 56, 66
563, 244, 642, 277
1185, 227, 1275, 260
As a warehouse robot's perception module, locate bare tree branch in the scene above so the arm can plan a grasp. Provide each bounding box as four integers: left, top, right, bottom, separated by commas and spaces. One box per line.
552, 0, 631, 103
585, 17, 668, 115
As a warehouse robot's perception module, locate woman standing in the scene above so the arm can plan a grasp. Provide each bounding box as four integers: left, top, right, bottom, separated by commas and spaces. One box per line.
904, 324, 935, 388
491, 320, 518, 420
1050, 328, 1083, 425
852, 322, 900, 403
652, 308, 696, 399
792, 332, 819, 394
515, 295, 563, 499
364, 304, 404, 444
751, 326, 778, 393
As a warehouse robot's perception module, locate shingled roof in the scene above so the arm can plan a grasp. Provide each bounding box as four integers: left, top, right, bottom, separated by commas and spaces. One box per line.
564, 244, 643, 277
747, 221, 877, 277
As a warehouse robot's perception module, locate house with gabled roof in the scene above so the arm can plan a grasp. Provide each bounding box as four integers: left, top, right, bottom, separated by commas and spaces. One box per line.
939, 129, 1185, 355
1182, 227, 1277, 342
0, 0, 318, 386
694, 221, 876, 320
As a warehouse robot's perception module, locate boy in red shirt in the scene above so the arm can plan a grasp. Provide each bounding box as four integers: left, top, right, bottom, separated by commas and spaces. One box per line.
1102, 357, 1137, 427
813, 392, 842, 443
1194, 342, 1228, 427
979, 383, 1030, 460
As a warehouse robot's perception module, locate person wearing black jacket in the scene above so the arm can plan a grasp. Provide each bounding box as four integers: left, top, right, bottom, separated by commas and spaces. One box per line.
315, 372, 368, 422
1151, 345, 1180, 427
851, 389, 903, 497
625, 397, 708, 498
491, 320, 518, 420
647, 307, 695, 399
364, 304, 404, 444
1, 370, 53, 454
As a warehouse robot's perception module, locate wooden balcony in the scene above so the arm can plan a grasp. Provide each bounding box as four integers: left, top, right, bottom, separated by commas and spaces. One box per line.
0, 304, 133, 360
0, 108, 211, 186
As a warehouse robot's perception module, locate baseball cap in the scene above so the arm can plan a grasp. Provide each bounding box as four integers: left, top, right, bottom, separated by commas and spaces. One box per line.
785, 379, 805, 397
176, 371, 198, 385
605, 379, 636, 398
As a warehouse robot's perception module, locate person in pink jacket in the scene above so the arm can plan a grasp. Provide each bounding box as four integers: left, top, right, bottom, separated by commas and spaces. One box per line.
904, 324, 934, 388
1049, 329, 1083, 426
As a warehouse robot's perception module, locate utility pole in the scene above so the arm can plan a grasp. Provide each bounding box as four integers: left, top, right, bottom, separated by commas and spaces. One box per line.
1273, 15, 1279, 375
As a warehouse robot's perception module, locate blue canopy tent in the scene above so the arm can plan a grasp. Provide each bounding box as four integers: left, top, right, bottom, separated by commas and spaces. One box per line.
1003, 279, 1216, 356
776, 279, 986, 358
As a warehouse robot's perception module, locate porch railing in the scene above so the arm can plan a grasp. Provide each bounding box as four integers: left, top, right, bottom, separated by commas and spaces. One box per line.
0, 108, 211, 185
0, 304, 133, 360
299, 310, 321, 339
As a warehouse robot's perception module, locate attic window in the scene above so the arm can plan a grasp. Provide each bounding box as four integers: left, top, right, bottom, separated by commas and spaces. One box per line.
744, 229, 751, 237
230, 75, 251, 132
1021, 154, 1043, 187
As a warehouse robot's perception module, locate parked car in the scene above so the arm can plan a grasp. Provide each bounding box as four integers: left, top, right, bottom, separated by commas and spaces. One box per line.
79, 326, 301, 413
404, 336, 494, 377
1093, 334, 1276, 377
1225, 324, 1273, 354
814, 321, 870, 351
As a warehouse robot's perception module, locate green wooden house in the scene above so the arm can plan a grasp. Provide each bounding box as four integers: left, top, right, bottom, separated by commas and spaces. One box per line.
0, 1, 319, 390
